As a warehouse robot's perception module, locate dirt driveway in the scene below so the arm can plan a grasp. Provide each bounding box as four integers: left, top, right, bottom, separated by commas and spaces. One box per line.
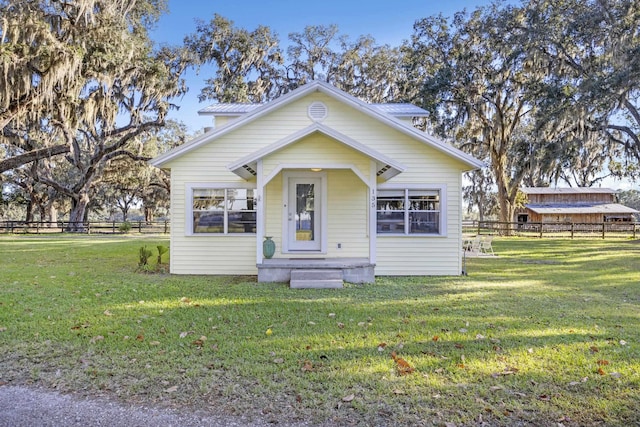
0, 385, 311, 427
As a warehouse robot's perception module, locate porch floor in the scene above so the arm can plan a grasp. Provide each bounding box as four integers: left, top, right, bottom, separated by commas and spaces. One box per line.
257, 257, 375, 284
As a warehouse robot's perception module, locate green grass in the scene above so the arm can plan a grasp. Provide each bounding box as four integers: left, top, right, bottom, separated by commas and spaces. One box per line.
0, 235, 638, 426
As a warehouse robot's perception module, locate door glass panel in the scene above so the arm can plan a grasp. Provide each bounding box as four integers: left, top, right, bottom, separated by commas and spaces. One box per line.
295, 183, 315, 241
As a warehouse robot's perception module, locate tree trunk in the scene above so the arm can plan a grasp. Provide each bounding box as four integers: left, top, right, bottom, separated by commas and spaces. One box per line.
67, 192, 90, 232
144, 206, 154, 223
25, 200, 35, 223
47, 203, 58, 228
494, 159, 517, 235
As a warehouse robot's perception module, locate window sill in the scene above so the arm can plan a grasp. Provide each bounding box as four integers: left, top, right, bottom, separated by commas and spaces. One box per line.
187, 233, 257, 237
377, 233, 445, 237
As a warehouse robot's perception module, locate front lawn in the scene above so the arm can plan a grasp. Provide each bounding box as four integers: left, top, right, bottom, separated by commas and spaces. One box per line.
0, 235, 638, 426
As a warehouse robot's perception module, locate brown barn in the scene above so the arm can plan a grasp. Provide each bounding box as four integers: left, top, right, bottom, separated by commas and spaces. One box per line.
516, 187, 638, 224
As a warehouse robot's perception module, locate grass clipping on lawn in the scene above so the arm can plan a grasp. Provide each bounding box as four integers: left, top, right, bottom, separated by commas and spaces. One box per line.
0, 235, 638, 426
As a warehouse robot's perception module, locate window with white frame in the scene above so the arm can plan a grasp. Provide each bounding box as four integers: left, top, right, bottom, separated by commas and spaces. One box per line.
192, 188, 256, 234
376, 189, 441, 234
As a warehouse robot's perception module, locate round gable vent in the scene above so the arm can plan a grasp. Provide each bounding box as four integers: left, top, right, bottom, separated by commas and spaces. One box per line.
308, 101, 328, 121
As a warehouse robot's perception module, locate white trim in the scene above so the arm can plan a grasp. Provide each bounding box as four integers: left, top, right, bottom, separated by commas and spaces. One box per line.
185, 182, 257, 237
369, 159, 377, 264
376, 183, 447, 237
282, 171, 327, 254
151, 81, 484, 171
256, 160, 265, 262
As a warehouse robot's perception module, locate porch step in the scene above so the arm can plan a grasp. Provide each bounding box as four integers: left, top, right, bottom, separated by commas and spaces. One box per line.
290, 269, 344, 289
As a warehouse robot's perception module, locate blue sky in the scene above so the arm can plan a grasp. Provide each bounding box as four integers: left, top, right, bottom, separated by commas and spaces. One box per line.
151, 0, 500, 132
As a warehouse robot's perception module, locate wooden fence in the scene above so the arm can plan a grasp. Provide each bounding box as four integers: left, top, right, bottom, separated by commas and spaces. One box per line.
2, 219, 638, 238
463, 220, 639, 239
0, 220, 170, 235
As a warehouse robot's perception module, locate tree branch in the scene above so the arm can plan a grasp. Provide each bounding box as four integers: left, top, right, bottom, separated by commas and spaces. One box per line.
0, 144, 70, 173
33, 175, 73, 199
105, 150, 153, 163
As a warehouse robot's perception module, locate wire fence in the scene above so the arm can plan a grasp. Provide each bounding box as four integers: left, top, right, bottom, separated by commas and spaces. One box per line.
463, 220, 639, 239
0, 220, 170, 235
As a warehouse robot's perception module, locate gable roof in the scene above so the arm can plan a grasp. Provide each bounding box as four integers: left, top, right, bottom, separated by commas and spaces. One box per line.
151, 81, 483, 170
227, 122, 406, 180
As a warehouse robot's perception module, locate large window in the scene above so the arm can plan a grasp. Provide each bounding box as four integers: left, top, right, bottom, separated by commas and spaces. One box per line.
192, 188, 256, 234
377, 189, 440, 235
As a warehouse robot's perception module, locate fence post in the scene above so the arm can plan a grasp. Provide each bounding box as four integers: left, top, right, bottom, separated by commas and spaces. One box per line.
112, 221, 116, 233
138, 221, 142, 233
602, 223, 606, 239
634, 223, 637, 239
570, 223, 574, 239
164, 220, 168, 234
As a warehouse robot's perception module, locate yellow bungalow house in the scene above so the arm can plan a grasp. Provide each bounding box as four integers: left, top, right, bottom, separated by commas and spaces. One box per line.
151, 81, 483, 287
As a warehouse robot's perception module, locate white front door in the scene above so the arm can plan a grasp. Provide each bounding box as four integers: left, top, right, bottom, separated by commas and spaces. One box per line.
286, 175, 323, 252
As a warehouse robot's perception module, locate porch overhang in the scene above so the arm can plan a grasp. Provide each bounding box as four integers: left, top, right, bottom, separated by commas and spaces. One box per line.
227, 123, 406, 181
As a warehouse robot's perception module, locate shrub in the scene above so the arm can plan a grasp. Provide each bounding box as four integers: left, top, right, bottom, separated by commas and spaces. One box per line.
138, 246, 153, 267
157, 245, 169, 264
119, 221, 132, 233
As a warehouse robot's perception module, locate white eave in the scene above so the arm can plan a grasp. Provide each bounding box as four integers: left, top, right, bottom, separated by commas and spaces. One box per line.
227, 123, 406, 180
151, 81, 484, 171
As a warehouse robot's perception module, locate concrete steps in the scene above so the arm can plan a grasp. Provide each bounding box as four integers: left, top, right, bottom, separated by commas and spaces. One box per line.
290, 269, 344, 289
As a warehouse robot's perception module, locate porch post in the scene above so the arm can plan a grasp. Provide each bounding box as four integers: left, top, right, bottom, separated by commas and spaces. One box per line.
256, 159, 264, 263
369, 160, 377, 264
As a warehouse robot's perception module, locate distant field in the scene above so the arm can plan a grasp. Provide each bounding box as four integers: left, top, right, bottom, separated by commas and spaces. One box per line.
0, 235, 638, 426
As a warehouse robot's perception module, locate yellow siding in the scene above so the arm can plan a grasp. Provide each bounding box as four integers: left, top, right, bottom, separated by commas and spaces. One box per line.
327, 170, 368, 257
262, 133, 371, 179
164, 89, 467, 276
375, 237, 462, 275
264, 174, 282, 251
170, 236, 256, 275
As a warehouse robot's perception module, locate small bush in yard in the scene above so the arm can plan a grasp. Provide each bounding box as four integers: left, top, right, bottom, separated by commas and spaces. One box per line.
118, 221, 132, 233
138, 245, 153, 267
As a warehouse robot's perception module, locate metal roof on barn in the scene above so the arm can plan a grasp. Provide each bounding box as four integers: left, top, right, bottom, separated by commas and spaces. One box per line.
521, 187, 618, 195
526, 203, 638, 215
